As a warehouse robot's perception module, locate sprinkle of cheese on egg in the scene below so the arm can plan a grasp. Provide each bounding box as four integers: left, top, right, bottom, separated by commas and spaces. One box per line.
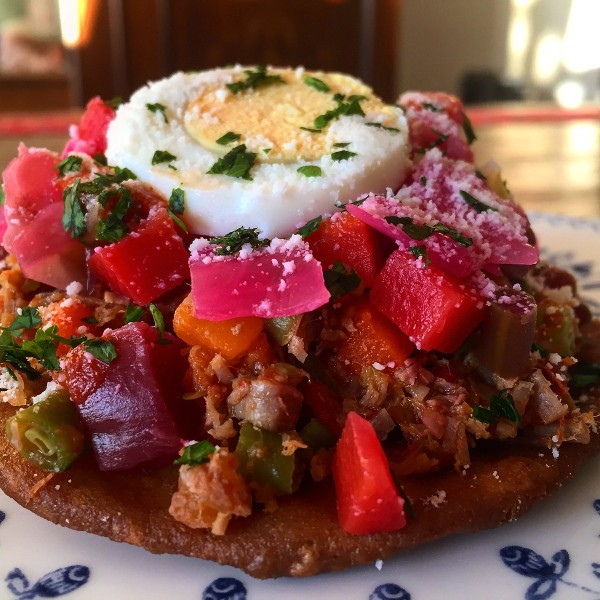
105, 66, 411, 238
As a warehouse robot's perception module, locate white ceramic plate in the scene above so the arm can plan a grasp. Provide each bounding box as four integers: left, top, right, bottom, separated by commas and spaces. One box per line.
2, 213, 600, 600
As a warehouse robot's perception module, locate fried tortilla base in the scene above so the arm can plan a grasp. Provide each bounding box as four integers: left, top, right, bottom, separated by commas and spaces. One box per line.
1, 401, 599, 579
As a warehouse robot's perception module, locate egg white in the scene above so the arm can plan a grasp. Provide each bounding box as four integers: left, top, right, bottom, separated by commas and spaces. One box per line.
105, 67, 412, 238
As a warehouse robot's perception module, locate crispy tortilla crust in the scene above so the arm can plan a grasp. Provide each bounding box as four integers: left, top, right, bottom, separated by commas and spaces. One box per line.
1, 402, 599, 578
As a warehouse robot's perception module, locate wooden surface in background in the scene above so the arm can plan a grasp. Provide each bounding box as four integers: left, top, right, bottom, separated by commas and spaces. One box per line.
77, 0, 401, 103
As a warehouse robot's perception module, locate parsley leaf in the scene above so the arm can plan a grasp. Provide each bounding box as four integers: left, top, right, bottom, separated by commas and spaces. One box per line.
422, 102, 441, 112
226, 66, 284, 94
303, 75, 330, 93
385, 216, 472, 247
420, 176, 427, 186
173, 440, 216, 466
56, 156, 83, 177
152, 150, 177, 165
95, 186, 133, 243
333, 142, 350, 148
211, 227, 270, 256
364, 122, 400, 133
297, 165, 322, 177
62, 179, 87, 238
167, 209, 188, 233
207, 144, 257, 180
331, 150, 357, 162
83, 338, 117, 363
300, 126, 322, 133
297, 215, 322, 238
409, 245, 430, 267
313, 94, 366, 130
169, 187, 185, 215
146, 102, 169, 123
148, 303, 166, 341
472, 390, 521, 425
459, 190, 498, 213
216, 131, 241, 145
462, 112, 477, 144
324, 261, 361, 299
124, 303, 145, 324
7, 307, 42, 337
104, 96, 122, 109
531, 342, 550, 358
93, 153, 108, 166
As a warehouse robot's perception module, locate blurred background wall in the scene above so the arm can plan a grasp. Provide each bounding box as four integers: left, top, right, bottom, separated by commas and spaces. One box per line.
0, 0, 598, 111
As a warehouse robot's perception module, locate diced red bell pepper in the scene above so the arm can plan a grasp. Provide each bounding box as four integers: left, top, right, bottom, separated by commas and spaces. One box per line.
88, 206, 189, 305
306, 212, 391, 287
300, 380, 343, 437
62, 321, 186, 470
332, 411, 406, 535
63, 97, 115, 156
337, 296, 414, 375
370, 249, 483, 353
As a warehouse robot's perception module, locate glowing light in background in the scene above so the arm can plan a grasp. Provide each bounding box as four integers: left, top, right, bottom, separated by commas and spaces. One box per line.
533, 33, 562, 85
506, 0, 538, 80
563, 0, 600, 73
554, 80, 585, 108
58, 0, 99, 48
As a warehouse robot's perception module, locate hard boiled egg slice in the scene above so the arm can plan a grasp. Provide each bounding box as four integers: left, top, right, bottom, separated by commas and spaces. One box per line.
105, 66, 411, 238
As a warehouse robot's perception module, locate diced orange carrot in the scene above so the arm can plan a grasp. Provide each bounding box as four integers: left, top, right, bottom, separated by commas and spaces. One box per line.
173, 295, 263, 360
337, 296, 414, 375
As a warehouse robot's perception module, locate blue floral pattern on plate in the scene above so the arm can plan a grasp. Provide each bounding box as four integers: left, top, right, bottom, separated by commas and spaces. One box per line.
5, 565, 90, 599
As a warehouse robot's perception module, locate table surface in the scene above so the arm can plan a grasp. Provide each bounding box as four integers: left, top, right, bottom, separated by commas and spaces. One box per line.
1, 113, 599, 220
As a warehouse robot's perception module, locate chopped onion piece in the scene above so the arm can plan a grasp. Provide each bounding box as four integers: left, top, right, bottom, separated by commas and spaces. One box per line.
190, 235, 330, 321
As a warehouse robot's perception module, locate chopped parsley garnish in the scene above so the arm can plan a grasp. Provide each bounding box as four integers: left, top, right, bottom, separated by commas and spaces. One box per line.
226, 66, 284, 94
409, 244, 430, 267
211, 227, 270, 256
62, 179, 87, 238
81, 315, 99, 325
152, 150, 177, 166
297, 165, 322, 177
216, 131, 241, 145
173, 440, 216, 466
93, 153, 108, 166
324, 261, 361, 299
303, 75, 330, 93
263, 148, 272, 154
462, 112, 477, 145
83, 338, 117, 363
95, 186, 133, 243
167, 187, 187, 232
569, 360, 600, 388
459, 190, 498, 213
0, 308, 116, 381
104, 96, 122, 109
365, 122, 400, 133
7, 307, 42, 337
472, 390, 521, 425
124, 303, 145, 324
169, 187, 185, 215
422, 102, 441, 112
146, 102, 169, 123
429, 130, 449, 149
207, 144, 257, 180
148, 303, 167, 341
313, 94, 366, 130
56, 156, 83, 177
62, 168, 138, 242
297, 215, 322, 238
475, 170, 487, 180
333, 142, 350, 148
531, 342, 550, 358
385, 216, 472, 247
300, 127, 322, 133
420, 176, 427, 186
0, 185, 4, 206
331, 150, 357, 162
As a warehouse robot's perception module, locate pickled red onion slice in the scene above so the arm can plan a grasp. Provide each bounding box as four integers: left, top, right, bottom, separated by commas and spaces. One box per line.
190, 235, 330, 321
